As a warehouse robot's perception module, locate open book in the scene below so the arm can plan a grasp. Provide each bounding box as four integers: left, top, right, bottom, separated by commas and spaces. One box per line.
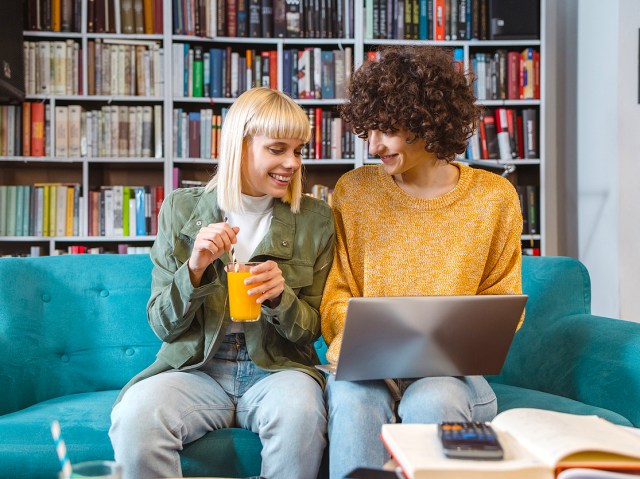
381, 408, 640, 479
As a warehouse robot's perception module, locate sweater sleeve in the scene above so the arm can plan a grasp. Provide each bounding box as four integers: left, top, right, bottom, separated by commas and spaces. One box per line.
477, 186, 525, 329
320, 180, 361, 364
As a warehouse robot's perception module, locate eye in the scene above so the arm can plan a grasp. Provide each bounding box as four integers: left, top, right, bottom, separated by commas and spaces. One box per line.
294, 150, 303, 157
268, 148, 283, 155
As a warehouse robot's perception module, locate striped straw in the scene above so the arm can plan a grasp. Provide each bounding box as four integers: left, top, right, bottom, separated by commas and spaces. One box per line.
51, 420, 73, 479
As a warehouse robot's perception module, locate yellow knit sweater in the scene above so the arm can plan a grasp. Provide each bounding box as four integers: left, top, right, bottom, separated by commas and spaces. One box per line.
320, 162, 523, 363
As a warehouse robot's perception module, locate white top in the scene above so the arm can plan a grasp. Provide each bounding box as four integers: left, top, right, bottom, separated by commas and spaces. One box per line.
225, 194, 274, 262
225, 194, 274, 334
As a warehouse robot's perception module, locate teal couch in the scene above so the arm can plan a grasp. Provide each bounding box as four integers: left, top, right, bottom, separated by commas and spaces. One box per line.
0, 255, 639, 479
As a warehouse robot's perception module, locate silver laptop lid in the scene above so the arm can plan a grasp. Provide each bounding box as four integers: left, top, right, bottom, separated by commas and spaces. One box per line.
334, 295, 527, 381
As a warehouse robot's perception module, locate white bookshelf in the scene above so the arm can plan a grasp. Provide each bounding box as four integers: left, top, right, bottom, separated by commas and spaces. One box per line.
1, 0, 547, 256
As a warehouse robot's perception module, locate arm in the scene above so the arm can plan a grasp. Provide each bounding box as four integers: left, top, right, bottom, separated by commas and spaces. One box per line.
146, 191, 228, 342
478, 189, 523, 297
320, 185, 361, 363
259, 218, 336, 345
477, 188, 524, 329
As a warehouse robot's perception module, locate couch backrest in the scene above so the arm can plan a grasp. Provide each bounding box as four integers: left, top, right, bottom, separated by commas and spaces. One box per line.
0, 255, 159, 415
491, 256, 592, 387
0, 254, 595, 416
520, 255, 591, 322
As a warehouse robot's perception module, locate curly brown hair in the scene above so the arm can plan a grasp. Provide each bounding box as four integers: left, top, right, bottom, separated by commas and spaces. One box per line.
339, 45, 481, 161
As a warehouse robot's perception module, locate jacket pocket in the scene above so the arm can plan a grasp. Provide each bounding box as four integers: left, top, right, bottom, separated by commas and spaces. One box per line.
279, 263, 314, 290
157, 340, 198, 369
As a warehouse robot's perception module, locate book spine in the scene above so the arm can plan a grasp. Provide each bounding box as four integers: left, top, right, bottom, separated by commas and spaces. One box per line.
193, 46, 203, 97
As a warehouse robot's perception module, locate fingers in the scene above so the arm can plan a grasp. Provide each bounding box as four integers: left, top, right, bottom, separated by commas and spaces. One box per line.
246, 260, 285, 303
189, 222, 239, 270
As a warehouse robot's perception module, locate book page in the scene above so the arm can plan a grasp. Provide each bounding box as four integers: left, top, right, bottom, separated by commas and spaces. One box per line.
492, 409, 640, 468
557, 468, 640, 479
381, 423, 552, 479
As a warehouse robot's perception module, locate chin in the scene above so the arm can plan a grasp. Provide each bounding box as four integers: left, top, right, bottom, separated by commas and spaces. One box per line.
381, 162, 400, 175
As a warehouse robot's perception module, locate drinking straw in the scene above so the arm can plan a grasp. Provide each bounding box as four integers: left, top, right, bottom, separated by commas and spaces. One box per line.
51, 420, 73, 479
223, 216, 238, 270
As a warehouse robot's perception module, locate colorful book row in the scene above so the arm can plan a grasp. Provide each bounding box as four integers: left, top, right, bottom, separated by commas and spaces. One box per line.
466, 108, 538, 161
87, 185, 164, 237
367, 0, 527, 41
173, 44, 278, 98
0, 102, 47, 157
0, 183, 81, 237
174, 0, 354, 39
472, 48, 540, 101
24, 0, 164, 35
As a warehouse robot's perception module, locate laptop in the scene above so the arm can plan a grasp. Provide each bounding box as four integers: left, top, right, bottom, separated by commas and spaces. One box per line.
316, 295, 527, 381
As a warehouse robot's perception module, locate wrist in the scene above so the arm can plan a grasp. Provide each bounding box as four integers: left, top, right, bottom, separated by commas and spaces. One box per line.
264, 293, 283, 309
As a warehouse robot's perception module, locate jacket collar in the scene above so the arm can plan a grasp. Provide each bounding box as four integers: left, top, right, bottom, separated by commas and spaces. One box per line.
179, 188, 295, 261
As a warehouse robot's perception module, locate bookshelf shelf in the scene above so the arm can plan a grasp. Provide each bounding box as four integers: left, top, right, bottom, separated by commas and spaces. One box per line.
87, 158, 165, 163
0, 156, 84, 164
24, 31, 84, 39
25, 95, 165, 102
173, 97, 233, 103
173, 158, 219, 165
296, 99, 347, 106
1, 0, 546, 257
89, 33, 164, 41
479, 99, 541, 107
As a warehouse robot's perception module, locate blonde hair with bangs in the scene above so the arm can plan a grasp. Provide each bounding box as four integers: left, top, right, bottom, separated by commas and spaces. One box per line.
207, 87, 311, 213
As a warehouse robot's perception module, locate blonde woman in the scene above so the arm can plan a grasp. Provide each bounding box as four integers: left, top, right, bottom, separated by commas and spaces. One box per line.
110, 87, 335, 479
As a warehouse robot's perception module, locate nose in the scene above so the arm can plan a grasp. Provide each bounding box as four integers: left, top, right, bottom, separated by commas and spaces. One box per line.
368, 130, 383, 155
282, 150, 301, 169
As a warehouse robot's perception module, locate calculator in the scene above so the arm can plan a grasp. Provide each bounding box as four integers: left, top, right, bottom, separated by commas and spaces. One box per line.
438, 421, 504, 460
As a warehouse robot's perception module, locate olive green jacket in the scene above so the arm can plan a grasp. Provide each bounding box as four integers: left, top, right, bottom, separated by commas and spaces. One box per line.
116, 187, 335, 403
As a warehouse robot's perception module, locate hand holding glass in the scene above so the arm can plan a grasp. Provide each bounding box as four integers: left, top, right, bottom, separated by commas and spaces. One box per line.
227, 262, 264, 322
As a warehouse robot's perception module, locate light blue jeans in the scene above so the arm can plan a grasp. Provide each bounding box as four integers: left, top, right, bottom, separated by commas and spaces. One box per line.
325, 375, 497, 479
109, 333, 326, 479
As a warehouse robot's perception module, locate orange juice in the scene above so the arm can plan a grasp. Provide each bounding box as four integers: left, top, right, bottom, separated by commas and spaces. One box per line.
227, 262, 263, 322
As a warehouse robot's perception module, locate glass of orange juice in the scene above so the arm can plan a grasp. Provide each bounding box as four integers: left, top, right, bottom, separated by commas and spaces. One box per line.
226, 262, 264, 322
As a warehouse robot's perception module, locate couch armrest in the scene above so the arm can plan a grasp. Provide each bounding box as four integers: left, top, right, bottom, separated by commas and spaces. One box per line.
491, 313, 640, 427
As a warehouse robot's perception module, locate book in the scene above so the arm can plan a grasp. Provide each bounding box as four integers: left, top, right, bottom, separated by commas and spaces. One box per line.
381, 408, 640, 479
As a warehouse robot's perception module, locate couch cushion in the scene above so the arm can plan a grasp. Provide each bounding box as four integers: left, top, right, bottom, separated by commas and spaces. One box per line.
0, 390, 261, 479
490, 382, 633, 427
0, 255, 159, 416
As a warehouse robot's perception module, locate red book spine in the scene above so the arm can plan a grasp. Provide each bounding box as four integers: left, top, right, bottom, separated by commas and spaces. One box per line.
22, 102, 32, 156
478, 119, 488, 159
315, 107, 322, 159
226, 0, 237, 37
153, 185, 164, 235
153, 0, 163, 33
534, 50, 541, 99
269, 50, 278, 89
516, 114, 524, 159
434, 0, 445, 41
507, 51, 520, 100
31, 102, 45, 157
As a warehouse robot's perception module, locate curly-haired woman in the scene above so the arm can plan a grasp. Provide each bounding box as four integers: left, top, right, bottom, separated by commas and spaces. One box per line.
320, 45, 523, 478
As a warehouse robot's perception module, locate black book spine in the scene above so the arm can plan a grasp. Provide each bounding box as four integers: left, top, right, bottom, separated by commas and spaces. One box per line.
216, 0, 226, 35
248, 0, 261, 37
261, 0, 274, 37
274, 0, 286, 37
237, 0, 249, 36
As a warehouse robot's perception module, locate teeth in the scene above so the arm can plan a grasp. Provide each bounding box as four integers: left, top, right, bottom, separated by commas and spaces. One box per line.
271, 174, 290, 182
